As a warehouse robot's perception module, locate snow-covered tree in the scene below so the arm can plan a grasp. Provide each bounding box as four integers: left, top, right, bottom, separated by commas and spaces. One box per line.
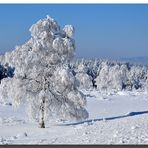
75, 62, 93, 89
0, 16, 88, 128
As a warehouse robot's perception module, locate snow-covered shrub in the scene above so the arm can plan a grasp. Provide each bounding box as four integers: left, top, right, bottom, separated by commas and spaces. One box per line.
0, 78, 12, 103
0, 16, 88, 128
75, 62, 93, 89
127, 65, 148, 90
95, 62, 128, 91
76, 73, 93, 89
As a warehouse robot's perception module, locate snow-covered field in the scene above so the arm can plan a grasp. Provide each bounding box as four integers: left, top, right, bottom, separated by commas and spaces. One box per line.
1, 89, 148, 144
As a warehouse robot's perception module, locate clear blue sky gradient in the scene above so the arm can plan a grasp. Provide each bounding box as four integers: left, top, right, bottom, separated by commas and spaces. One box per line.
0, 4, 148, 59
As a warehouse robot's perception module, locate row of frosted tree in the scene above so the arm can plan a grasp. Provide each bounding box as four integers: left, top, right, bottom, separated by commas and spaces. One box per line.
69, 58, 148, 92
3, 57, 148, 93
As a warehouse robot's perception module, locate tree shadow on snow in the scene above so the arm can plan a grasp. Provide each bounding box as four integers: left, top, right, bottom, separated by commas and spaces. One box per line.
59, 110, 148, 126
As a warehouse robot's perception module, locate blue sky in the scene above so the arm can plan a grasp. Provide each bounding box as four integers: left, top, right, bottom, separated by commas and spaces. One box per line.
0, 4, 148, 59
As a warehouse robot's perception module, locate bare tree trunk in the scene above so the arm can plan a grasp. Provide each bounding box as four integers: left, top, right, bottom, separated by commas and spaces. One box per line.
39, 96, 45, 128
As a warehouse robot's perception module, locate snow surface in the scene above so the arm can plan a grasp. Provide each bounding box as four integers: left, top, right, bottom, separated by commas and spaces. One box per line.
0, 90, 148, 144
